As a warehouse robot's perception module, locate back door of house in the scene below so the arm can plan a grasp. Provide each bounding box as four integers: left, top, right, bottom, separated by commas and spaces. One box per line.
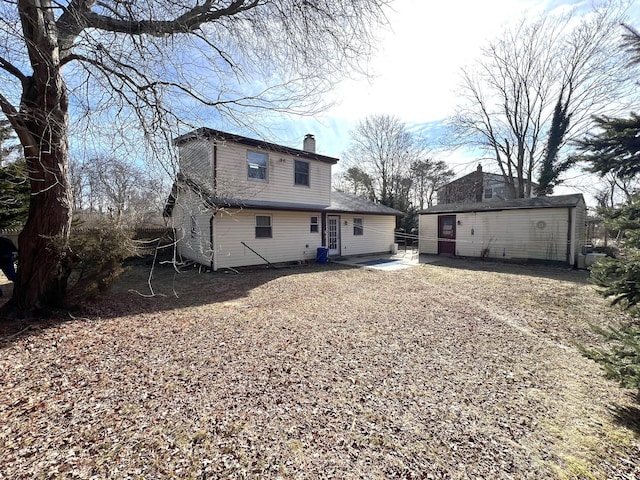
438, 215, 456, 255
327, 215, 340, 255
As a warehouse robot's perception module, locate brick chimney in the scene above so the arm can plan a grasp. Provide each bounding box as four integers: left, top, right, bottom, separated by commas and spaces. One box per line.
303, 134, 316, 153
475, 163, 484, 202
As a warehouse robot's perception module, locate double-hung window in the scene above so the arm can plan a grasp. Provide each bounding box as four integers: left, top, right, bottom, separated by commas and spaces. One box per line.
353, 218, 363, 236
310, 216, 319, 233
255, 215, 272, 238
294, 160, 310, 186
248, 151, 268, 181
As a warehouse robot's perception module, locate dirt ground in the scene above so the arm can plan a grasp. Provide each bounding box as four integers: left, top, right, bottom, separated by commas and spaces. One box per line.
1, 257, 639, 479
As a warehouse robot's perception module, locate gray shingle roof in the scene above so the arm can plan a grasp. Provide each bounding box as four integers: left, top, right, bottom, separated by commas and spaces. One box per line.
327, 192, 404, 216
174, 128, 339, 165
420, 194, 585, 214
207, 198, 329, 212
205, 192, 403, 216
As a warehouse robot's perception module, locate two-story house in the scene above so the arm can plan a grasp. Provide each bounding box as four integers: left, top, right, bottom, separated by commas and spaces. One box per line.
437, 164, 536, 205
164, 128, 403, 270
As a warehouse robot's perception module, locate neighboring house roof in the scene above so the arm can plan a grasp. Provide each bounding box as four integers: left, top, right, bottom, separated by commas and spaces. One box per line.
437, 170, 538, 190
174, 127, 339, 165
420, 194, 585, 215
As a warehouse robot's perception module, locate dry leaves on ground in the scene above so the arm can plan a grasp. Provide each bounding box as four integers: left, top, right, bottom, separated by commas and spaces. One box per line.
1, 257, 639, 479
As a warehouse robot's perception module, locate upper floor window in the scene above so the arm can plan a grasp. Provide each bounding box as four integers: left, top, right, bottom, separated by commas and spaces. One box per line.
255, 215, 272, 238
294, 160, 310, 186
353, 218, 363, 236
310, 216, 319, 233
484, 188, 493, 199
248, 151, 268, 181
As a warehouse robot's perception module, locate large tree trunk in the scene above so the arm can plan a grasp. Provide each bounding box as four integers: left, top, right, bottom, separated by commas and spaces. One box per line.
4, 80, 72, 317
1, 0, 73, 318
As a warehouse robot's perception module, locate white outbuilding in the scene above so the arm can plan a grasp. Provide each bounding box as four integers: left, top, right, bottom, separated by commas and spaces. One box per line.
418, 194, 587, 267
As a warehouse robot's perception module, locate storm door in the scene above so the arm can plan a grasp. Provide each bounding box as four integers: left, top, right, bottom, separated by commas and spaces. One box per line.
327, 215, 341, 255
437, 215, 456, 255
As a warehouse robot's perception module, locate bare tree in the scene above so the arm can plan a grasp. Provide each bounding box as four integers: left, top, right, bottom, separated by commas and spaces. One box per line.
410, 158, 453, 209
333, 166, 375, 199
70, 156, 166, 226
594, 171, 639, 209
0, 0, 389, 316
450, 2, 638, 198
343, 114, 417, 208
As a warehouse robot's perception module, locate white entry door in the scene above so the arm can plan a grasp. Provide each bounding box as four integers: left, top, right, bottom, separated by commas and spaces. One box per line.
327, 215, 340, 256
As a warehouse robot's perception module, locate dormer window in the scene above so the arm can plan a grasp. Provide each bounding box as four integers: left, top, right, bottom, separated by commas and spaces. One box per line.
294, 160, 310, 186
248, 151, 268, 181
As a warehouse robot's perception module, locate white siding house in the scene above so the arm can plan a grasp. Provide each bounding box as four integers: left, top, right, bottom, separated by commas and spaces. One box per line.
165, 129, 403, 269
419, 194, 587, 267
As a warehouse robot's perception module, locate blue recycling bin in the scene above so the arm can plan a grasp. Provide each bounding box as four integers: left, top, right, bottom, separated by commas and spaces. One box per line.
316, 247, 328, 264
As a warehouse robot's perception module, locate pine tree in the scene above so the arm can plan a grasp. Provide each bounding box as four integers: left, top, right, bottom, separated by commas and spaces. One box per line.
579, 182, 640, 398
573, 114, 640, 179
536, 96, 574, 195
0, 119, 20, 167
0, 160, 30, 228
574, 24, 640, 397
0, 120, 28, 228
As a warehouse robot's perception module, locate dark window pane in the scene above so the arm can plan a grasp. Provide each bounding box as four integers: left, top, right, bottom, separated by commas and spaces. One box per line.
248, 151, 268, 180
353, 218, 363, 235
295, 160, 309, 186
256, 215, 272, 238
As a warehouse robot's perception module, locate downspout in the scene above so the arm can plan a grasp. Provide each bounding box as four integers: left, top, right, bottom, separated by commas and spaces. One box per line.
212, 144, 218, 190
566, 207, 573, 267
321, 212, 327, 247
211, 143, 218, 270
210, 214, 215, 271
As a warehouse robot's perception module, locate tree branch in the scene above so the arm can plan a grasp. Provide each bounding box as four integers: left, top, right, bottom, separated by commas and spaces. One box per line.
0, 56, 27, 82
0, 91, 39, 159
82, 0, 259, 37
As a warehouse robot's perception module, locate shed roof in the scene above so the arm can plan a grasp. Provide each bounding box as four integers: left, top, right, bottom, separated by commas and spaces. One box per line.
420, 194, 585, 215
173, 127, 339, 165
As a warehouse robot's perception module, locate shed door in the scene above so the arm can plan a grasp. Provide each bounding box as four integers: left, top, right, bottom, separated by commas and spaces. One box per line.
438, 215, 456, 255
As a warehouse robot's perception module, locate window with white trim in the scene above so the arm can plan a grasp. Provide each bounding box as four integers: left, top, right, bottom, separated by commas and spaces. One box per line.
247, 151, 268, 181
295, 160, 310, 186
484, 187, 493, 199
353, 217, 363, 236
255, 215, 272, 238
310, 216, 319, 233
